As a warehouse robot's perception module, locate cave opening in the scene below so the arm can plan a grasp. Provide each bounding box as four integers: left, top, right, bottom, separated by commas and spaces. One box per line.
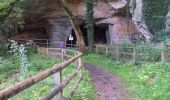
66, 24, 108, 47
15, 26, 50, 46
18, 26, 49, 40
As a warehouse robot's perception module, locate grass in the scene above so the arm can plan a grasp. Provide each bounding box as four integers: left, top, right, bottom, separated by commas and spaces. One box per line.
0, 46, 94, 99
83, 53, 170, 100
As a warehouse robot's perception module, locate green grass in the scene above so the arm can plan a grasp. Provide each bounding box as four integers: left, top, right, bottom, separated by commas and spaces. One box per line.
0, 47, 94, 99
83, 53, 170, 100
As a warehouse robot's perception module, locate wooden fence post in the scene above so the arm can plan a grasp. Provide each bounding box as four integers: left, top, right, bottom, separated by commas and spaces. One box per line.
54, 49, 63, 100
78, 57, 82, 68
61, 49, 65, 61
116, 45, 119, 61
106, 46, 109, 55
47, 40, 49, 47
96, 45, 99, 54
46, 48, 49, 55
133, 44, 137, 64
161, 42, 166, 62
54, 71, 62, 100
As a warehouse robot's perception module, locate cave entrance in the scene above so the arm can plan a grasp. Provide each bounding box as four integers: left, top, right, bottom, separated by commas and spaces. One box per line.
94, 25, 107, 44
66, 24, 108, 47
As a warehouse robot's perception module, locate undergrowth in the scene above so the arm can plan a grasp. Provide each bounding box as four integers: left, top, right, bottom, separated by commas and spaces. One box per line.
0, 46, 94, 99
84, 53, 170, 100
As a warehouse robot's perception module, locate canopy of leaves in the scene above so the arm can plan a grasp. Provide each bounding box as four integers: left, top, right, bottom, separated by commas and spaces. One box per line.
142, 0, 170, 34
0, 0, 28, 37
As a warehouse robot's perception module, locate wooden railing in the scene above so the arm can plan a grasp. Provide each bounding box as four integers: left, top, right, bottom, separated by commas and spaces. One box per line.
95, 43, 170, 63
13, 38, 78, 48
0, 41, 83, 100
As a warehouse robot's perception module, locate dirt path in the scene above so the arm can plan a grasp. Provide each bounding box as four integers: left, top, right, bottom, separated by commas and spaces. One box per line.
46, 49, 133, 100
84, 62, 130, 100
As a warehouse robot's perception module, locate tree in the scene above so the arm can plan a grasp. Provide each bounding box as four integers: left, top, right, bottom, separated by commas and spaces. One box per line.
58, 0, 86, 53
85, 0, 94, 52
0, 0, 27, 37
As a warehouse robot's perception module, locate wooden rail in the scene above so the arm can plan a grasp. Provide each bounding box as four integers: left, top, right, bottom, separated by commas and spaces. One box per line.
0, 41, 83, 100
95, 43, 170, 63
13, 38, 78, 48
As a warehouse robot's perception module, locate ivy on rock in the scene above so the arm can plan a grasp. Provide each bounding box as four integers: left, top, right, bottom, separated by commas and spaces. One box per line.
85, 0, 94, 52
142, 0, 170, 34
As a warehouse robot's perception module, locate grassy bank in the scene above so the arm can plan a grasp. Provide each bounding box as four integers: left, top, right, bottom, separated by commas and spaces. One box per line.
0, 46, 94, 99
84, 53, 170, 100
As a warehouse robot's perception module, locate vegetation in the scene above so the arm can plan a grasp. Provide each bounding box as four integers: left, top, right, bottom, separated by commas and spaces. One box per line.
0, 0, 28, 37
84, 54, 170, 100
142, 0, 170, 35
0, 45, 94, 99
1, 0, 170, 100
85, 0, 94, 52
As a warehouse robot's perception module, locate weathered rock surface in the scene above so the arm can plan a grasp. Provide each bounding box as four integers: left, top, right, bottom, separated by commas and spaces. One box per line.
130, 0, 153, 41
22, 0, 139, 44
166, 10, 170, 29
108, 17, 138, 44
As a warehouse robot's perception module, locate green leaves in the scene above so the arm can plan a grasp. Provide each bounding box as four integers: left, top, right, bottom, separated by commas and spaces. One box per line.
85, 0, 94, 51
84, 53, 170, 100
142, 0, 170, 34
0, 0, 27, 37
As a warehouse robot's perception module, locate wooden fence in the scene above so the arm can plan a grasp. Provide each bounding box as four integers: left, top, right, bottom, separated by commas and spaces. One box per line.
95, 43, 170, 63
13, 38, 78, 48
0, 41, 83, 100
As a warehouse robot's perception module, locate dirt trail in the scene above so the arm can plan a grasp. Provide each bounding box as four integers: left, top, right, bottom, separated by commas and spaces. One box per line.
84, 62, 131, 100
46, 49, 133, 100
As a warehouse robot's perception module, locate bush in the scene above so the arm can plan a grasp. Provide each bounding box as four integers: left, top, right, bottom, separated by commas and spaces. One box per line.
0, 46, 94, 99
130, 62, 170, 100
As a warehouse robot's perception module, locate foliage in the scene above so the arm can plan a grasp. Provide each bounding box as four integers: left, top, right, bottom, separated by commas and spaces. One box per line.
9, 40, 31, 78
63, 67, 95, 100
142, 0, 170, 34
85, 0, 94, 51
0, 46, 94, 99
136, 43, 162, 62
153, 33, 170, 41
0, 0, 28, 37
131, 62, 170, 100
154, 16, 170, 41
84, 54, 170, 100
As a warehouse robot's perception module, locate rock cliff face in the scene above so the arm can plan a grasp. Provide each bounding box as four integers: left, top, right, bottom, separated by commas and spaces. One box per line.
130, 0, 152, 41
166, 10, 170, 29
23, 0, 139, 45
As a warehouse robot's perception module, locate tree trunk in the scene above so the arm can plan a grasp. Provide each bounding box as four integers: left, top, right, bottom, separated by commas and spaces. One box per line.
58, 0, 86, 53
